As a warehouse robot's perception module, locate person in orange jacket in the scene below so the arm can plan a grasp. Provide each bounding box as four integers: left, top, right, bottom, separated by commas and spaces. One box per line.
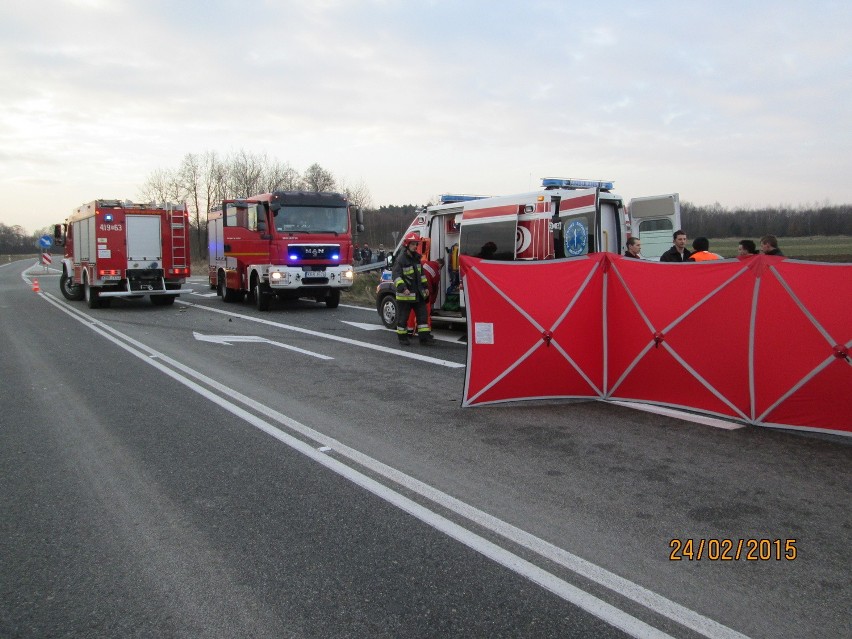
688, 237, 722, 261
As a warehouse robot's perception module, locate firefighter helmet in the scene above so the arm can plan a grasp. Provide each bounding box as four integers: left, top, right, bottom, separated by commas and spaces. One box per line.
402, 232, 420, 247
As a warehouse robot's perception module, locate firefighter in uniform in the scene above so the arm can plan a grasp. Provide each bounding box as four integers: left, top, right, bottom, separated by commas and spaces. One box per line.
393, 233, 435, 346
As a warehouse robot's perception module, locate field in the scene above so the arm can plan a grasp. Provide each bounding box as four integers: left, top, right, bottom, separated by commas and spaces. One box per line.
708, 236, 852, 261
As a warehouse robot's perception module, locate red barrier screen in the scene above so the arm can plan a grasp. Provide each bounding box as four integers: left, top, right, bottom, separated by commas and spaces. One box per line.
461, 255, 852, 435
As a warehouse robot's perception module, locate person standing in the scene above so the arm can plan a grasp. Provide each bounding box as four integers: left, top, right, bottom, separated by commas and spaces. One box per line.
353, 243, 362, 266
688, 237, 722, 261
660, 230, 692, 262
760, 235, 784, 256
362, 243, 373, 264
623, 237, 642, 259
392, 233, 435, 346
737, 239, 759, 256
407, 256, 445, 333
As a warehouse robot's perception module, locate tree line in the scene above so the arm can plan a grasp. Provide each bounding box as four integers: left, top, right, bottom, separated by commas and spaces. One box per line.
680, 201, 852, 239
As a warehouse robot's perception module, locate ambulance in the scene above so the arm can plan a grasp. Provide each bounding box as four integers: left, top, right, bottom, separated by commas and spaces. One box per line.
376, 178, 680, 329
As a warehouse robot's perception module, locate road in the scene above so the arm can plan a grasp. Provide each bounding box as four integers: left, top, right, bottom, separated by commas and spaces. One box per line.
1, 260, 849, 639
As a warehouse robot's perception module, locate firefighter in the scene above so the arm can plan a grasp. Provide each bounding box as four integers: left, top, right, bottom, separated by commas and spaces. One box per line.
407, 256, 445, 333
393, 233, 435, 346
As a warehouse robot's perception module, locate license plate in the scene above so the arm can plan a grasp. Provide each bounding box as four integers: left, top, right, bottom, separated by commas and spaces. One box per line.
102, 275, 121, 280
303, 271, 326, 279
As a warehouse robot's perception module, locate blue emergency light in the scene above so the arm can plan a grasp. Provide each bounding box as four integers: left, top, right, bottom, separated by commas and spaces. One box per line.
440, 194, 489, 204
542, 177, 614, 190
104, 213, 114, 222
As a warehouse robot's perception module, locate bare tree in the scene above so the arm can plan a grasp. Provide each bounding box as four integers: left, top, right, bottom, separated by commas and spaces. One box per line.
226, 149, 267, 198
339, 177, 373, 210
138, 167, 183, 205
264, 161, 303, 192
303, 163, 337, 192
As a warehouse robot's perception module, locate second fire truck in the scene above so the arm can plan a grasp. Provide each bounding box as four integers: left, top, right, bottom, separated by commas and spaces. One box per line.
207, 190, 364, 311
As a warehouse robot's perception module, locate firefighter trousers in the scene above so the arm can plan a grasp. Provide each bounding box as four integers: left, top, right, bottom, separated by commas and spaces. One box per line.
398, 299, 430, 338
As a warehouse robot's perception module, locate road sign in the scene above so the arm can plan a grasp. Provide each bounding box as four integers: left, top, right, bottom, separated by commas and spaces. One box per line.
41, 253, 52, 266
38, 235, 53, 249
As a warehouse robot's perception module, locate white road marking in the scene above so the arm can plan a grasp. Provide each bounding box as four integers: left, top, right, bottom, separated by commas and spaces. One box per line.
193, 331, 333, 360
341, 320, 465, 344
610, 401, 746, 430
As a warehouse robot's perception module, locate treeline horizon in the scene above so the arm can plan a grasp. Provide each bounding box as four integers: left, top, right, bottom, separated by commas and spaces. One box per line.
3, 201, 851, 257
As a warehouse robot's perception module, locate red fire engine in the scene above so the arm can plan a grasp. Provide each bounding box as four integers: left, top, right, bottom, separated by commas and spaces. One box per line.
207, 190, 364, 311
377, 178, 681, 328
54, 199, 191, 308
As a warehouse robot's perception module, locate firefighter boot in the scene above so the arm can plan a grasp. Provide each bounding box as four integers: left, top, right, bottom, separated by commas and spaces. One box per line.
419, 332, 436, 346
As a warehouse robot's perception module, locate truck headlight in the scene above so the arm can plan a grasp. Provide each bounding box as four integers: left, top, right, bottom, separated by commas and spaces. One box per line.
342, 269, 354, 280
270, 272, 282, 281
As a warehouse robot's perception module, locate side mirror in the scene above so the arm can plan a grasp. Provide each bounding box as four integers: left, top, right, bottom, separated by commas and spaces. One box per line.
357, 223, 365, 233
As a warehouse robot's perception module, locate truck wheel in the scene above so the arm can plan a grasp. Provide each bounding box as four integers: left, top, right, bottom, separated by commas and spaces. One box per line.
252, 277, 272, 311
151, 295, 175, 306
325, 289, 341, 309
84, 281, 101, 309
378, 294, 397, 329
219, 272, 242, 303
60, 272, 84, 301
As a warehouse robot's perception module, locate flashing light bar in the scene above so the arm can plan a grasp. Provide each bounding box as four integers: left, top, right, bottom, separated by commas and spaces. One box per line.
440, 194, 489, 204
542, 177, 614, 190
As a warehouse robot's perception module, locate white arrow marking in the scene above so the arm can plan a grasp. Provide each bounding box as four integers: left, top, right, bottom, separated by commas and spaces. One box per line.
342, 320, 465, 344
193, 331, 333, 360
191, 291, 218, 298
340, 320, 387, 331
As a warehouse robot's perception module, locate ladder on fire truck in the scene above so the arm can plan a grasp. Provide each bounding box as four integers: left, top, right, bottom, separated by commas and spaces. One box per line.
170, 206, 188, 268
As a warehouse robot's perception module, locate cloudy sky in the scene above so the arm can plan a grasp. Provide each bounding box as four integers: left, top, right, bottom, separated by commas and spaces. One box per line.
1, 0, 850, 233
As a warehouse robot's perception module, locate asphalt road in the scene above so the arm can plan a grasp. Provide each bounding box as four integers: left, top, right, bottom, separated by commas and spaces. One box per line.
1, 260, 849, 639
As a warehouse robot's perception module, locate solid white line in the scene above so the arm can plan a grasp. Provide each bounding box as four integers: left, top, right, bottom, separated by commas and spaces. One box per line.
38, 290, 750, 639
39, 292, 677, 639
175, 299, 465, 369
610, 401, 746, 431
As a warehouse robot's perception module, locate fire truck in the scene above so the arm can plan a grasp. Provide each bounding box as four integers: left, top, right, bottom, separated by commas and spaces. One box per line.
54, 200, 191, 308
376, 177, 681, 328
207, 190, 364, 311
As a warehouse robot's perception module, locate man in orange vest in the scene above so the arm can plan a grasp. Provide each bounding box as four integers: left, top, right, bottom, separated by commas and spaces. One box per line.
688, 237, 722, 261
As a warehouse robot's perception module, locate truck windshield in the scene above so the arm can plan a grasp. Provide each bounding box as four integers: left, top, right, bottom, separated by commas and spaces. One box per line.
273, 206, 348, 234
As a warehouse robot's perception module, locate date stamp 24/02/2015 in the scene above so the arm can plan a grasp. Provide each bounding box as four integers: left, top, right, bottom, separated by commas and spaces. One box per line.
669, 538, 797, 561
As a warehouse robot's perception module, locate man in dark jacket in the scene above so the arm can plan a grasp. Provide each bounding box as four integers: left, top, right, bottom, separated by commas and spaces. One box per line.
660, 230, 692, 262
760, 234, 784, 256
392, 233, 435, 346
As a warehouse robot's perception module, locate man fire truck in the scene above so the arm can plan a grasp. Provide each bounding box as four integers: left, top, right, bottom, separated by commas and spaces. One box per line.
376, 177, 680, 329
54, 199, 191, 309
207, 190, 364, 311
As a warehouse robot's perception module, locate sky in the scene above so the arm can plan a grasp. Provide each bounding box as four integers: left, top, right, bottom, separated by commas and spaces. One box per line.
1, 0, 851, 234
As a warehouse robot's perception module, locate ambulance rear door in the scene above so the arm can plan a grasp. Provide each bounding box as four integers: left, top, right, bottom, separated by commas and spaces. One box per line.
628, 194, 681, 260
